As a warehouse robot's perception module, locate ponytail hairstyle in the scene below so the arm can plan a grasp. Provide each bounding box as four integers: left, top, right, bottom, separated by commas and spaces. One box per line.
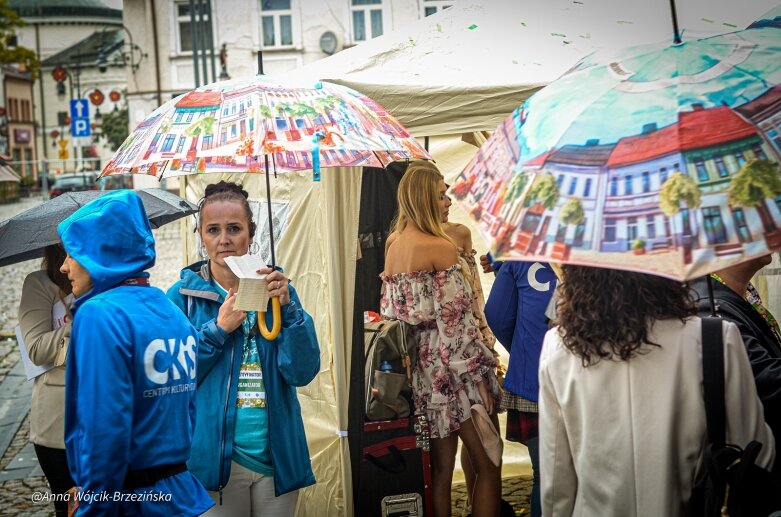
197, 180, 256, 238
391, 161, 455, 246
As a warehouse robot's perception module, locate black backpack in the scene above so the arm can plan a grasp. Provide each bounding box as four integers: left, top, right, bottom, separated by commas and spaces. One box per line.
689, 317, 781, 517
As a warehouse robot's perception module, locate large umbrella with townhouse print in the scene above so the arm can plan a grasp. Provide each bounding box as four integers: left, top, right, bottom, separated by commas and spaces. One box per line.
99, 75, 430, 338
452, 19, 781, 283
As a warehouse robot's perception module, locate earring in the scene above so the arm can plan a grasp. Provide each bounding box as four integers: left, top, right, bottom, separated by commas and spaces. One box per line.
248, 242, 260, 255
198, 245, 208, 259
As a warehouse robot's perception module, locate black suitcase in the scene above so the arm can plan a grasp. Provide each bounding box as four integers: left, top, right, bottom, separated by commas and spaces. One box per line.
355, 415, 432, 517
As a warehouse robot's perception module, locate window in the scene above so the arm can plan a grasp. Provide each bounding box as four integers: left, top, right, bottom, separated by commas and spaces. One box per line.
555, 224, 567, 243
770, 129, 781, 152
556, 174, 564, 188
161, 134, 176, 153
604, 218, 617, 242
703, 207, 727, 244
732, 208, 751, 243
422, 0, 453, 17
568, 177, 577, 196
646, 217, 656, 239
642, 171, 650, 193
520, 213, 541, 233
715, 156, 728, 177
735, 151, 747, 168
202, 135, 213, 150
352, 0, 384, 42
260, 0, 294, 48
176, 136, 186, 153
584, 178, 592, 198
627, 217, 638, 243
176, 1, 213, 53
695, 159, 708, 181
610, 177, 618, 196
624, 175, 633, 195
659, 167, 668, 185
753, 144, 767, 160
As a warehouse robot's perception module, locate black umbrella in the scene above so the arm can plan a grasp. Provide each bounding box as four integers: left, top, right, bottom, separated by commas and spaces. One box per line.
0, 188, 197, 267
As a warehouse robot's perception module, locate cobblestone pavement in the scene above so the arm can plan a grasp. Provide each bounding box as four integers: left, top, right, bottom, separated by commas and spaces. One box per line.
0, 195, 532, 515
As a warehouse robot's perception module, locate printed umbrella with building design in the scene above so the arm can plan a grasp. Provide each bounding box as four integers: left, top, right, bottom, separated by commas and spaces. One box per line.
452, 19, 781, 281
99, 75, 430, 338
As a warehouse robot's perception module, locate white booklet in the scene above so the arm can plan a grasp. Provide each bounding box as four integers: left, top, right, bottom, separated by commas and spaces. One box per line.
15, 295, 73, 381
224, 254, 271, 311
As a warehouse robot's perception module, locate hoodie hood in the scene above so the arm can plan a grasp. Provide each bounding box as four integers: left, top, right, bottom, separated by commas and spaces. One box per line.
58, 190, 155, 303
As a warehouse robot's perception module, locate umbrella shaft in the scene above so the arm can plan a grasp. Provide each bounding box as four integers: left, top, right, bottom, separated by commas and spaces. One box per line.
265, 154, 276, 269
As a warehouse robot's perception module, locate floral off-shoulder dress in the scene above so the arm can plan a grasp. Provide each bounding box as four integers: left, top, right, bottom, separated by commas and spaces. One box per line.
380, 264, 500, 439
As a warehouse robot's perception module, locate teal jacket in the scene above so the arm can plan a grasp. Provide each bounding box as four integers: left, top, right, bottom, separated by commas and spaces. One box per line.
166, 262, 319, 497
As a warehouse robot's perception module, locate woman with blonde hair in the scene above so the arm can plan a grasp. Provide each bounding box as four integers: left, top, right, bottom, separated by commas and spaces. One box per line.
381, 161, 502, 517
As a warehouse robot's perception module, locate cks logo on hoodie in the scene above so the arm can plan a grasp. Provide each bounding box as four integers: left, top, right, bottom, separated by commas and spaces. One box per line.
143, 335, 197, 397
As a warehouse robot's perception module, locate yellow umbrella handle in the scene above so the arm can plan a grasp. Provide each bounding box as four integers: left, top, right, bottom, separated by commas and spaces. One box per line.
259, 297, 282, 340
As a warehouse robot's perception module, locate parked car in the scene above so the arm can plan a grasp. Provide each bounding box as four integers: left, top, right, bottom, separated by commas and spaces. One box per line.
48, 172, 99, 198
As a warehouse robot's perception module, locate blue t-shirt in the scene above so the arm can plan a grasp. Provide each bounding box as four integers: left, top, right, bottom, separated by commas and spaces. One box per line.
212, 280, 273, 476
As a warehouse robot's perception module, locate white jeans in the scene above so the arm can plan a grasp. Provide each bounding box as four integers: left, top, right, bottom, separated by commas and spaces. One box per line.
203, 461, 299, 517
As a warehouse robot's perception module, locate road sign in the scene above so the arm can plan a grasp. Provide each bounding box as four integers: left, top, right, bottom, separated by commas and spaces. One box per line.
58, 149, 69, 160
69, 98, 91, 137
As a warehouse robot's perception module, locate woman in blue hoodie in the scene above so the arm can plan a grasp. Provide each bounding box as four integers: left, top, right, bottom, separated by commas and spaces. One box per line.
167, 181, 319, 516
57, 190, 213, 516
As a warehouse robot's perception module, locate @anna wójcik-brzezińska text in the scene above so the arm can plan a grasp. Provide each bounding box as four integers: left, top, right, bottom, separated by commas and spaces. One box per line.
32, 489, 173, 504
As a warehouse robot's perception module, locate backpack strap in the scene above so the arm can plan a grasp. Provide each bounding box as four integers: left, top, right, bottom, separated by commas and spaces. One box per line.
701, 316, 726, 446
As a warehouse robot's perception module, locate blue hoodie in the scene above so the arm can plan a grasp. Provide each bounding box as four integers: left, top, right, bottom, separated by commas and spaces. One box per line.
485, 261, 557, 402
58, 190, 213, 516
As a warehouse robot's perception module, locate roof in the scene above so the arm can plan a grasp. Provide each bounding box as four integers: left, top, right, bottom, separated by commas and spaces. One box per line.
42, 29, 124, 68
523, 150, 555, 167
10, 0, 121, 19
735, 86, 781, 121
175, 91, 223, 109
547, 143, 615, 166
608, 106, 759, 167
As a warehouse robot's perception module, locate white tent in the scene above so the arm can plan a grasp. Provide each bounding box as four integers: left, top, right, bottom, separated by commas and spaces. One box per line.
181, 2, 781, 515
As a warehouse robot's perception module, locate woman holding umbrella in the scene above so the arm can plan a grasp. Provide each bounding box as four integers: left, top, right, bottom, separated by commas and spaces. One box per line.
17, 244, 74, 516
539, 265, 775, 516
166, 180, 320, 515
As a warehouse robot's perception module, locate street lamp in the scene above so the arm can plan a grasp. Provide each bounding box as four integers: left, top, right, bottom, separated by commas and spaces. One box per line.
95, 25, 147, 74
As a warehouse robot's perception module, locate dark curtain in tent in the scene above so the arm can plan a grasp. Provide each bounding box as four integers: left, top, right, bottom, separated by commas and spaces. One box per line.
349, 162, 409, 508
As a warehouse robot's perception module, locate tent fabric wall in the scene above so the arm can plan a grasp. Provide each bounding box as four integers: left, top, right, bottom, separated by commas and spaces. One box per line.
180, 169, 361, 517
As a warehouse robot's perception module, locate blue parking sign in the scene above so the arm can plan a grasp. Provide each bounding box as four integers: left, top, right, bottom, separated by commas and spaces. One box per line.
70, 98, 91, 137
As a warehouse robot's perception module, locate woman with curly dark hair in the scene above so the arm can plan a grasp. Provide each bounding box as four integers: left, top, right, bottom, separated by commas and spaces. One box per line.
539, 265, 775, 516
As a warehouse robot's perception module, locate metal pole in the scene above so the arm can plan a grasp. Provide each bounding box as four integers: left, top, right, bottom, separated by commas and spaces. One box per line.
40, 159, 49, 200
188, 0, 200, 87
669, 0, 682, 44
199, 0, 210, 84
205, 0, 217, 83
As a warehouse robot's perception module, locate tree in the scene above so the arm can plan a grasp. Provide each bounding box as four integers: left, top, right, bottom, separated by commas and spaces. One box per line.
503, 172, 529, 204
0, 0, 40, 78
659, 172, 701, 216
184, 115, 215, 137
727, 159, 781, 207
99, 108, 129, 151
558, 197, 585, 226
526, 174, 559, 209
659, 171, 701, 250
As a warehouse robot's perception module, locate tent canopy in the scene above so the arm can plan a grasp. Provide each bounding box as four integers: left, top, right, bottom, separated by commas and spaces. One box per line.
282, 0, 781, 136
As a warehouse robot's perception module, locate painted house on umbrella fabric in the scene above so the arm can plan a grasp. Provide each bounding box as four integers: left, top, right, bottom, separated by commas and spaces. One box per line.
604, 123, 685, 253
144, 91, 222, 173
676, 104, 780, 256
456, 113, 520, 235
736, 85, 781, 160
502, 102, 781, 263
534, 142, 613, 254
